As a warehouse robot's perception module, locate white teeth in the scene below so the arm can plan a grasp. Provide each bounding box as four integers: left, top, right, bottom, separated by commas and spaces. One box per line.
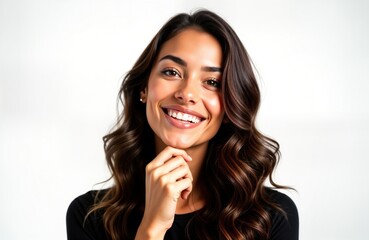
167, 109, 201, 123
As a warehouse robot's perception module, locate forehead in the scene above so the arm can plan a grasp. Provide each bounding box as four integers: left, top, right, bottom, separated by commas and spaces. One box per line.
156, 28, 223, 66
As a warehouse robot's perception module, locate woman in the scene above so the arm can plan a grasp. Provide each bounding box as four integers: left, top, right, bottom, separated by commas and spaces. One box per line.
67, 10, 299, 240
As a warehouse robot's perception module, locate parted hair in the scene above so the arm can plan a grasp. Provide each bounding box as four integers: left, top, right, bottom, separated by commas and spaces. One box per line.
90, 10, 284, 240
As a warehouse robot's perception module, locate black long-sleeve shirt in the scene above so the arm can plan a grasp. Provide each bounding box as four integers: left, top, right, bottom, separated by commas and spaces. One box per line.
66, 189, 299, 240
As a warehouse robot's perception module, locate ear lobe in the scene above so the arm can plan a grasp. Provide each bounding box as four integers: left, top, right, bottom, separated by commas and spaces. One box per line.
140, 89, 147, 103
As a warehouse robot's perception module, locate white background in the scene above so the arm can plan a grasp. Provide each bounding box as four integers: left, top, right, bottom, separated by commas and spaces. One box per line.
1, 0, 368, 239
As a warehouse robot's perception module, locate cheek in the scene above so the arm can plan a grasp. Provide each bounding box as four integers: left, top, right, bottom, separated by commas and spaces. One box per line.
206, 94, 224, 118
147, 81, 159, 101
147, 78, 173, 101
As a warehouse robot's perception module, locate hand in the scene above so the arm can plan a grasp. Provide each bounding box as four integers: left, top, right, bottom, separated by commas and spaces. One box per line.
135, 147, 193, 239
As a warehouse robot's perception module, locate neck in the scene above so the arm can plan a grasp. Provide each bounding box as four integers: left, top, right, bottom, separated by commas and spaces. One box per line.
185, 144, 207, 187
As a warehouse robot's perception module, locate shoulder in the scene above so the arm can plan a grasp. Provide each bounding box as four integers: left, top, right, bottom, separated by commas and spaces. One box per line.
66, 190, 108, 240
265, 188, 299, 240
67, 190, 101, 219
266, 188, 298, 217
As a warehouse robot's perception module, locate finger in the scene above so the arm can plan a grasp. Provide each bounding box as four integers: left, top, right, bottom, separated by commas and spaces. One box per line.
157, 156, 192, 177
175, 178, 193, 200
164, 177, 193, 202
181, 188, 191, 200
161, 163, 193, 184
165, 168, 193, 201
147, 147, 192, 170
148, 156, 188, 183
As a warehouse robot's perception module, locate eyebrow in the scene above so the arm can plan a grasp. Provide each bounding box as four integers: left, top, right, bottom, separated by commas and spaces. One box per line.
201, 66, 222, 73
159, 55, 187, 67
159, 54, 222, 73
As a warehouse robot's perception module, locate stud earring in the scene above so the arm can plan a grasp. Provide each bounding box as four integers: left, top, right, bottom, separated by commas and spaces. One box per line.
140, 98, 143, 102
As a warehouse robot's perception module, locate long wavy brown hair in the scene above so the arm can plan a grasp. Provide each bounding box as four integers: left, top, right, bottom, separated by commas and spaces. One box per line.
91, 10, 285, 240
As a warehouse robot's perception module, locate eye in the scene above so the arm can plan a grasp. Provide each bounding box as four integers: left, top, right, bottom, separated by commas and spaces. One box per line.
204, 78, 221, 90
161, 68, 182, 78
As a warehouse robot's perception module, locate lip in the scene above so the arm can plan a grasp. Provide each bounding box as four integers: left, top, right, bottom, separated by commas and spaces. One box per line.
162, 105, 206, 119
162, 105, 206, 129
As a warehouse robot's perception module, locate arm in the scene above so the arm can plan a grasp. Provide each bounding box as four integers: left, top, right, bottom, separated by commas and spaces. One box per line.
135, 147, 193, 240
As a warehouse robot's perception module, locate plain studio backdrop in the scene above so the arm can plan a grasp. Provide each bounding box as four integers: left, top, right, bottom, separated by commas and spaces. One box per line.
1, 0, 368, 239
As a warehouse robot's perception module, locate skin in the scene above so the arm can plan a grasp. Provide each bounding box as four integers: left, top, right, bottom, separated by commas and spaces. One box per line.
136, 28, 224, 240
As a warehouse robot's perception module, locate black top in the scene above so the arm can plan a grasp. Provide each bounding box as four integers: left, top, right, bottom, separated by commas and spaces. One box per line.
66, 189, 299, 240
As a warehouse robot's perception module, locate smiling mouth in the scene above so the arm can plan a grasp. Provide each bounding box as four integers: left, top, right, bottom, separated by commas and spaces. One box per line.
163, 108, 203, 124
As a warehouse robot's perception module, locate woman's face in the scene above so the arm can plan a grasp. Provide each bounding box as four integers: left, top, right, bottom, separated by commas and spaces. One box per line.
143, 28, 224, 151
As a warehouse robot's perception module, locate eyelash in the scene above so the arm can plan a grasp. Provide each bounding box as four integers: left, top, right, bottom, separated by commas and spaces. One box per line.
205, 78, 221, 90
161, 68, 182, 78
161, 68, 221, 90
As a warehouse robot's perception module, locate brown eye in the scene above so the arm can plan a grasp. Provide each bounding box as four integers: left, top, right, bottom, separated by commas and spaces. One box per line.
161, 68, 181, 78
205, 78, 221, 90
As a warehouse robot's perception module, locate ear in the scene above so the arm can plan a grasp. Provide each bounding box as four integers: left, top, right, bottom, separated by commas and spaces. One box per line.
140, 88, 147, 103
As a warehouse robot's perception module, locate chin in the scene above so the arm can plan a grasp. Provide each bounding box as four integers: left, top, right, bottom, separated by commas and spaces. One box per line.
167, 142, 192, 150
163, 138, 194, 150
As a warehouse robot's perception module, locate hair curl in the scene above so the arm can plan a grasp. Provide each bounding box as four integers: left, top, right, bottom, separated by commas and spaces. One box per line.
91, 10, 285, 240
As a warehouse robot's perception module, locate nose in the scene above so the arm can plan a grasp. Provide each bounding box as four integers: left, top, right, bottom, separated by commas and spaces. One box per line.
174, 77, 200, 104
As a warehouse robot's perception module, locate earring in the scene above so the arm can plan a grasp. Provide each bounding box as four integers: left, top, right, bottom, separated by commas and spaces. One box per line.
140, 98, 143, 102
